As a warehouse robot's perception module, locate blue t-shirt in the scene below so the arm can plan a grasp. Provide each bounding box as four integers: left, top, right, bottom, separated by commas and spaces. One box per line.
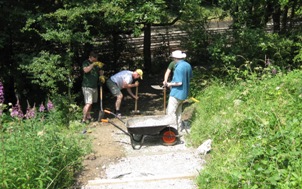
170, 60, 192, 100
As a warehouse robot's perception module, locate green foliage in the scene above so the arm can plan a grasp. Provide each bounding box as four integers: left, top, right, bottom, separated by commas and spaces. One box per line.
190, 66, 209, 97
180, 2, 219, 66
190, 69, 302, 188
293, 35, 302, 64
19, 51, 72, 96
195, 27, 285, 84
23, 4, 99, 44
46, 94, 82, 127
0, 109, 90, 188
205, 28, 298, 82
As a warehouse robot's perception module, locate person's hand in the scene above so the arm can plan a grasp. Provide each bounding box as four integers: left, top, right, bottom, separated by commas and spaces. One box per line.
163, 81, 168, 87
133, 95, 139, 100
99, 75, 106, 83
94, 61, 104, 68
134, 81, 139, 87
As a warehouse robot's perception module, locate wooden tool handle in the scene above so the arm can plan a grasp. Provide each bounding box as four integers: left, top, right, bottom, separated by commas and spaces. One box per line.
100, 86, 103, 110
135, 86, 138, 111
163, 87, 166, 114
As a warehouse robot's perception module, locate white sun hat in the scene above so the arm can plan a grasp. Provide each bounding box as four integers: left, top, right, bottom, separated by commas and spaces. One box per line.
170, 50, 186, 59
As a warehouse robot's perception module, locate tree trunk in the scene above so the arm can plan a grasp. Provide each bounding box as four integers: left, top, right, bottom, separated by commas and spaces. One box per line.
272, 4, 281, 33
112, 33, 120, 66
281, 5, 289, 34
264, 1, 274, 24
143, 23, 151, 71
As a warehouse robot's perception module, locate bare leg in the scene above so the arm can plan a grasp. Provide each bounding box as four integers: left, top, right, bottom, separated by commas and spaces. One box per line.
87, 105, 93, 119
115, 93, 123, 112
83, 103, 92, 121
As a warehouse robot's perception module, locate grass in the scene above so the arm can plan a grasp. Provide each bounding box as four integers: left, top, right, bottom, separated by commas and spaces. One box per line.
190, 69, 302, 188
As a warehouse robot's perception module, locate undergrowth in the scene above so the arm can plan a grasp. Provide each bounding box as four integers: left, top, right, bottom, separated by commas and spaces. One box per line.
0, 102, 91, 188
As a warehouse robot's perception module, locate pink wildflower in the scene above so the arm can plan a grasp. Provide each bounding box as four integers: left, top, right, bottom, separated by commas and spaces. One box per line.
25, 101, 36, 119
47, 99, 54, 111
0, 81, 4, 103
39, 103, 45, 112
265, 58, 271, 66
10, 99, 24, 119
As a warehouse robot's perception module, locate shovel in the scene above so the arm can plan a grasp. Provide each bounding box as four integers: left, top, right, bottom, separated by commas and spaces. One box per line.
97, 85, 104, 121
151, 85, 164, 90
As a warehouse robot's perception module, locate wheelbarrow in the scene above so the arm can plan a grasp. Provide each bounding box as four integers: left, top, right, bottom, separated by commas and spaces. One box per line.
101, 110, 181, 150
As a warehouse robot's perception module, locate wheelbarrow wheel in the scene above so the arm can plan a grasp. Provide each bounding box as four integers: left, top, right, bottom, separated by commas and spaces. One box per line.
160, 127, 178, 146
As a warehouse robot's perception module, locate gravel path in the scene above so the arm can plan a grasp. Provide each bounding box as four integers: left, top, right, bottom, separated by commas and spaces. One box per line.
82, 118, 206, 189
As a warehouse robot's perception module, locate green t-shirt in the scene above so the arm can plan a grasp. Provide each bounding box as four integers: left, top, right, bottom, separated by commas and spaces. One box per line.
168, 61, 176, 71
82, 60, 99, 88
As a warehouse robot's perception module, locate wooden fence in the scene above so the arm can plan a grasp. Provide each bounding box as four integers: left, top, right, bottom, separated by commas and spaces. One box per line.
97, 21, 231, 58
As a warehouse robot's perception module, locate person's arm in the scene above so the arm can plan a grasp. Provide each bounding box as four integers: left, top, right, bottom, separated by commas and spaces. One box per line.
126, 88, 138, 99
83, 62, 95, 73
163, 69, 171, 86
122, 80, 139, 89
166, 82, 182, 87
124, 81, 139, 99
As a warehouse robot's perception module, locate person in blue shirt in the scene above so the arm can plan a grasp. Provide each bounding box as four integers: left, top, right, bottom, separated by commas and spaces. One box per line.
163, 50, 192, 131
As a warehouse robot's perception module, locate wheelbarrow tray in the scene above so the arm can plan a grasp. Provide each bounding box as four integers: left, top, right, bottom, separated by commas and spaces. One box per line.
102, 114, 179, 150
126, 115, 177, 135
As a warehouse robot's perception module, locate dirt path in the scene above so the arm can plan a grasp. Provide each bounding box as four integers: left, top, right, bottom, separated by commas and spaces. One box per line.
73, 74, 201, 188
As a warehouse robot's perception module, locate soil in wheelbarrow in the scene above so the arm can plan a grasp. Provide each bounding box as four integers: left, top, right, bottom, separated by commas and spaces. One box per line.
73, 73, 197, 188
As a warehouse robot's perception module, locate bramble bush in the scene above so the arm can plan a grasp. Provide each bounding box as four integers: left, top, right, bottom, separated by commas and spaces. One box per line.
0, 81, 90, 189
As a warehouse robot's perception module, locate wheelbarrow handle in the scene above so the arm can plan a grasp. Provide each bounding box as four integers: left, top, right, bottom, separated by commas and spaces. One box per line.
105, 120, 130, 137
103, 109, 125, 124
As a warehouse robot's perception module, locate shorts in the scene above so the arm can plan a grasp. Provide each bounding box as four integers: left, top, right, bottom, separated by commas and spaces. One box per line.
82, 87, 98, 104
106, 79, 121, 96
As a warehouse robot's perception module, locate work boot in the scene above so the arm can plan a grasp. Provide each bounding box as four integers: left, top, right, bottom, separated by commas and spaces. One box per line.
116, 113, 122, 119
115, 110, 121, 118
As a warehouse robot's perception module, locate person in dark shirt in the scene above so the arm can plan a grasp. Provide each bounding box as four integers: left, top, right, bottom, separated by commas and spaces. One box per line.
81, 51, 104, 123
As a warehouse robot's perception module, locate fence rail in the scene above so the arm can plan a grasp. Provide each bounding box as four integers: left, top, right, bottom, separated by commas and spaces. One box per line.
97, 22, 231, 57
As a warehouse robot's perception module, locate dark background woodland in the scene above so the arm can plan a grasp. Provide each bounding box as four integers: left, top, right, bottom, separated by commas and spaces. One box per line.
0, 0, 301, 110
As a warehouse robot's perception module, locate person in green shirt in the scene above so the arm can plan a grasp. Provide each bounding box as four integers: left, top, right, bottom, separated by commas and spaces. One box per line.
81, 51, 104, 123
